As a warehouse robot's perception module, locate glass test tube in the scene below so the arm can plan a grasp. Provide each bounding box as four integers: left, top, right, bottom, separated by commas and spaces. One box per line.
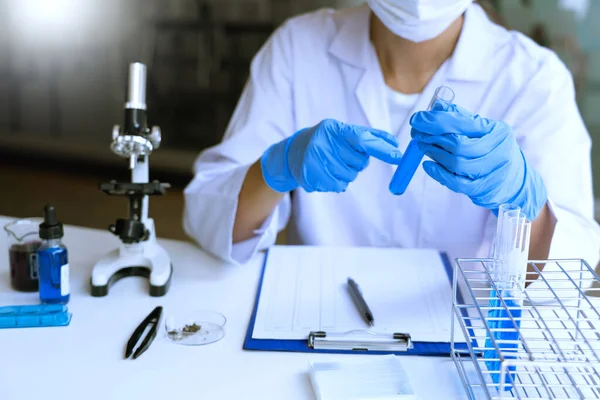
485, 208, 531, 390
501, 213, 531, 293
492, 204, 521, 261
491, 204, 522, 284
389, 86, 455, 195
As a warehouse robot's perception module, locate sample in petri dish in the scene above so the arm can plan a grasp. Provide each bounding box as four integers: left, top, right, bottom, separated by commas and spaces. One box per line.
164, 310, 226, 346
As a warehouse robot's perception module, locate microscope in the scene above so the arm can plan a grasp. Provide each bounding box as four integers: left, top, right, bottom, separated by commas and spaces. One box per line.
90, 62, 173, 297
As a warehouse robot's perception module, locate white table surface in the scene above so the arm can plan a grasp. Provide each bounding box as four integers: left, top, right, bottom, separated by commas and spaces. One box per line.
0, 216, 471, 400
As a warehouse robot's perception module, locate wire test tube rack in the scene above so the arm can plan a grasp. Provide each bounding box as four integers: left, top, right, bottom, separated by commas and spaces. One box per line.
451, 258, 600, 399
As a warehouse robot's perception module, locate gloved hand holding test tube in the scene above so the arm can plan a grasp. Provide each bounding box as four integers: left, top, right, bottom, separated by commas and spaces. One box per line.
389, 85, 455, 195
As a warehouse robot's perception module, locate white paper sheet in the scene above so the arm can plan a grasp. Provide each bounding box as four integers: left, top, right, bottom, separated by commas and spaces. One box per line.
309, 355, 417, 400
252, 246, 463, 343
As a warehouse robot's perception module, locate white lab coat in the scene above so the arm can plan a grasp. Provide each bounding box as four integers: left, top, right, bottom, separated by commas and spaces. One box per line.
183, 3, 600, 269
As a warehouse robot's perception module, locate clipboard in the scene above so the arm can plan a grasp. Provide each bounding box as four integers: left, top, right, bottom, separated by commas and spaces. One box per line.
243, 247, 473, 356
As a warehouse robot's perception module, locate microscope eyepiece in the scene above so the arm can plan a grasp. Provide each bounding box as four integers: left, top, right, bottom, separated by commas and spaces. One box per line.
125, 62, 147, 110
112, 62, 161, 169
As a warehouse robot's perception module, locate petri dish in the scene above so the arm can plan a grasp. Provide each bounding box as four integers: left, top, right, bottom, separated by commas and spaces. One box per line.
164, 310, 226, 346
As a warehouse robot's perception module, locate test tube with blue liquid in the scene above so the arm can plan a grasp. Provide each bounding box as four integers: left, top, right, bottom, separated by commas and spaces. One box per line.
389, 85, 455, 195
485, 205, 531, 390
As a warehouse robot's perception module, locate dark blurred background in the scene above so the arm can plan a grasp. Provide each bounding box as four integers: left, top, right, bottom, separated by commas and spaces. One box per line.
0, 0, 598, 240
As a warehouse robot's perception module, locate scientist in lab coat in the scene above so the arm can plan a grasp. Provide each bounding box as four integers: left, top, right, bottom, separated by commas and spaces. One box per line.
183, 0, 600, 268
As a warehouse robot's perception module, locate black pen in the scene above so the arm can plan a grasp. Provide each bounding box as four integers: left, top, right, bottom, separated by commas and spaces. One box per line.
347, 277, 374, 327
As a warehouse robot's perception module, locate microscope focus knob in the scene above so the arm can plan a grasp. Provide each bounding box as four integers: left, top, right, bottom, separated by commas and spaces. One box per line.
109, 219, 149, 244
150, 126, 161, 149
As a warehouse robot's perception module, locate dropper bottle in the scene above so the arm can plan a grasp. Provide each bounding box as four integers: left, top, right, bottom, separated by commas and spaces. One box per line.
37, 205, 70, 304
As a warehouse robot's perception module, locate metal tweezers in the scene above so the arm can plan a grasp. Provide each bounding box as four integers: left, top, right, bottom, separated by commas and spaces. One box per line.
125, 306, 162, 360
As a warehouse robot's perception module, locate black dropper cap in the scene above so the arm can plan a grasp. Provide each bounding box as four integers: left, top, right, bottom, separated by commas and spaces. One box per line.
39, 204, 64, 240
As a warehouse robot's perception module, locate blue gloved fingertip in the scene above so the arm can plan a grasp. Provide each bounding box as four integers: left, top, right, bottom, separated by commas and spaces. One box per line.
410, 127, 423, 140
422, 160, 435, 174
409, 111, 423, 127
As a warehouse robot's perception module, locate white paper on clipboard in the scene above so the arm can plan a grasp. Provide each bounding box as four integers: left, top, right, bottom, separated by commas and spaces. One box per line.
251, 245, 463, 343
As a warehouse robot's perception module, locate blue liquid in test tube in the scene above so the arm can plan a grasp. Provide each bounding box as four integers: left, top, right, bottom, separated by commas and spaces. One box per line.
484, 290, 521, 389
389, 85, 455, 195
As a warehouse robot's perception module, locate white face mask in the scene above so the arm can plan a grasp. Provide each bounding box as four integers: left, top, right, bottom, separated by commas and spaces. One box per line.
367, 0, 473, 42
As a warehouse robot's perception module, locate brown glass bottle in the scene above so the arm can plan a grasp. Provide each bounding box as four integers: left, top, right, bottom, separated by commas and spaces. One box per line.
9, 240, 41, 292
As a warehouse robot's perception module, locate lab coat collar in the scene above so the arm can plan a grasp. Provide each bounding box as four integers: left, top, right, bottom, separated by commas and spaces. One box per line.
328, 3, 502, 82
329, 4, 390, 132
328, 4, 372, 69
446, 3, 505, 82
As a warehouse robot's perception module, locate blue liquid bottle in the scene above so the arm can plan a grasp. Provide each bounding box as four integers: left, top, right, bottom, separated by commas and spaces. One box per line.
38, 205, 69, 304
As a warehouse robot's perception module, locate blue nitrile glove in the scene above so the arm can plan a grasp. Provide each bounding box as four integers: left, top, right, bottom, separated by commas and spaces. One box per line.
409, 103, 547, 221
261, 119, 402, 193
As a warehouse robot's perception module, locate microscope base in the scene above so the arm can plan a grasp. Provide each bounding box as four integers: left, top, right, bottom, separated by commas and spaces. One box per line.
90, 229, 173, 297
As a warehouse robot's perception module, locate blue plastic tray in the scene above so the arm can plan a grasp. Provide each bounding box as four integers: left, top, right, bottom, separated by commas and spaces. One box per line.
0, 304, 72, 328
